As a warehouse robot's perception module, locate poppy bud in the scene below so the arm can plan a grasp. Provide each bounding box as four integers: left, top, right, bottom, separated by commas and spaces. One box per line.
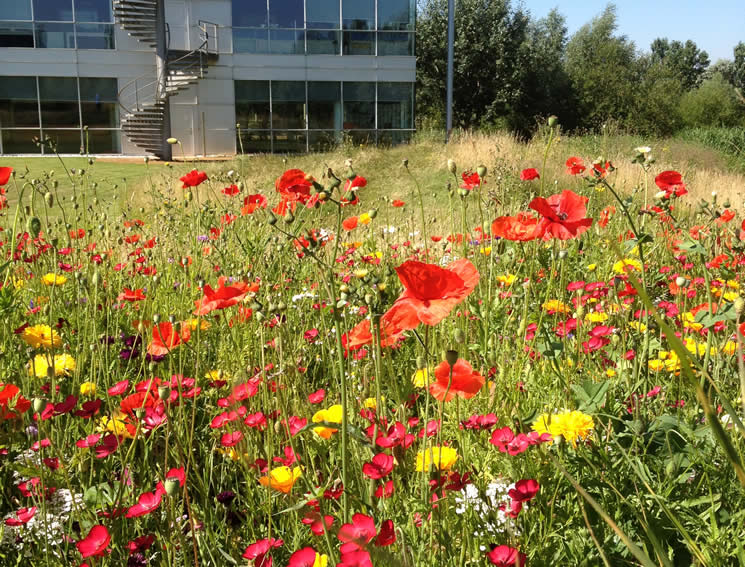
517, 318, 527, 336
447, 159, 457, 174
284, 211, 295, 224
558, 250, 568, 260
735, 297, 745, 316
185, 191, 193, 202
368, 209, 378, 219
402, 158, 409, 168
675, 276, 687, 287
477, 165, 487, 178
33, 398, 46, 414
416, 356, 427, 370
158, 386, 170, 400
319, 191, 329, 201
44, 192, 54, 207
167, 138, 179, 145
445, 349, 458, 367
267, 213, 277, 225
153, 314, 161, 324
26, 216, 42, 238
277, 302, 286, 312
453, 329, 465, 344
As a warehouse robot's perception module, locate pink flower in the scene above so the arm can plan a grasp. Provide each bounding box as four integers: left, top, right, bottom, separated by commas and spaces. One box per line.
126, 491, 162, 518
5, 506, 36, 526
486, 544, 527, 566
362, 453, 394, 480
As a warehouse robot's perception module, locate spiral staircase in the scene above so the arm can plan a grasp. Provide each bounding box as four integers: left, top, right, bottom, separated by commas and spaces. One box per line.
114, 0, 218, 159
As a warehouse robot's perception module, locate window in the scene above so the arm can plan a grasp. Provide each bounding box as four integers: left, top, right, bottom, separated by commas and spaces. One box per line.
0, 0, 114, 49
235, 80, 413, 154
233, 0, 415, 56
0, 76, 120, 155
343, 82, 375, 130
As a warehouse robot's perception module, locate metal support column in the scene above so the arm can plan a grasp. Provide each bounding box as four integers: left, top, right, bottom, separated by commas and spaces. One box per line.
155, 0, 172, 160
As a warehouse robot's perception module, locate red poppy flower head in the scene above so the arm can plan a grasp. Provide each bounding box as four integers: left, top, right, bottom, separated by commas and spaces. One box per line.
76, 525, 111, 558
430, 358, 485, 402
520, 168, 540, 181
486, 544, 527, 566
180, 170, 208, 188
276, 169, 313, 203
565, 156, 586, 175
0, 167, 12, 186
655, 170, 687, 198
491, 213, 542, 242
529, 190, 593, 240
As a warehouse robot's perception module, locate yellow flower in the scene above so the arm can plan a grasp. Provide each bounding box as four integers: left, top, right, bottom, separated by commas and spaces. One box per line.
363, 397, 382, 409
415, 446, 458, 472
627, 321, 647, 334
188, 318, 211, 331
723, 291, 739, 302
312, 553, 329, 567
533, 410, 594, 448
721, 341, 737, 356
41, 273, 67, 286
80, 382, 97, 396
605, 369, 616, 378
412, 368, 431, 388
613, 258, 642, 274
587, 264, 597, 272
21, 324, 62, 349
542, 300, 571, 314
205, 369, 229, 382
358, 212, 372, 225
258, 466, 302, 494
648, 359, 666, 372
479, 246, 492, 256
312, 405, 343, 439
13, 278, 26, 289
496, 274, 516, 286
584, 311, 609, 324
98, 414, 135, 439
28, 354, 76, 378
353, 269, 369, 279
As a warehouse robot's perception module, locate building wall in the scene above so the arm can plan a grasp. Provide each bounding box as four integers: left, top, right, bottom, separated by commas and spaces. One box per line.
0, 0, 416, 156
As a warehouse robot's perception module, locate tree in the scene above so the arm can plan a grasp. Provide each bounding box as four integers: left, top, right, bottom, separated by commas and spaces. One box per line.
564, 5, 638, 129
649, 38, 710, 91
734, 42, 745, 95
415, 0, 531, 130
678, 73, 744, 128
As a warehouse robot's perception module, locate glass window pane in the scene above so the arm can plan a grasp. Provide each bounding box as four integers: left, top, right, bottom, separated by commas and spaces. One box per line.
0, 0, 32, 20
306, 0, 339, 29
74, 0, 112, 22
39, 77, 79, 128
269, 29, 304, 54
378, 130, 412, 146
76, 23, 115, 49
0, 22, 34, 47
378, 82, 413, 129
343, 31, 373, 55
80, 78, 118, 128
232, 1, 267, 27
84, 129, 120, 153
237, 130, 271, 153
42, 129, 82, 153
343, 82, 375, 129
307, 30, 339, 54
233, 28, 269, 53
273, 130, 306, 153
343, 0, 374, 30
35, 22, 75, 48
269, 0, 302, 28
344, 130, 374, 146
308, 81, 340, 129
309, 130, 339, 152
377, 31, 413, 56
2, 130, 41, 153
33, 0, 73, 21
271, 81, 305, 129
378, 0, 414, 30
235, 81, 270, 129
0, 77, 39, 128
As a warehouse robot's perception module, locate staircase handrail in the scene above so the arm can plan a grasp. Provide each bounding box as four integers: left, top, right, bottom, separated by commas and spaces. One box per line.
198, 20, 219, 54
117, 41, 209, 115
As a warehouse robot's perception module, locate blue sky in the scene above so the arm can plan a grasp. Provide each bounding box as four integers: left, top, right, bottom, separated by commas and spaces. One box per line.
522, 1, 743, 61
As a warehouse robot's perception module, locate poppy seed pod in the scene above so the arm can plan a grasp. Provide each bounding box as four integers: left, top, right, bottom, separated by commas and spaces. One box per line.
477, 165, 487, 178
158, 386, 170, 401
445, 349, 459, 367
164, 478, 180, 496
675, 276, 687, 287
27, 216, 42, 238
32, 398, 46, 414
548, 115, 558, 128
416, 356, 427, 370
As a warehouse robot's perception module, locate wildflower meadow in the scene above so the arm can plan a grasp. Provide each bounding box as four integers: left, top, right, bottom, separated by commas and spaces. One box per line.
1, 129, 745, 566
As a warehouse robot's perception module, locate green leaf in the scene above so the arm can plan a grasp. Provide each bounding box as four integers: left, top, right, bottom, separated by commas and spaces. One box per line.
677, 240, 706, 255
571, 380, 609, 412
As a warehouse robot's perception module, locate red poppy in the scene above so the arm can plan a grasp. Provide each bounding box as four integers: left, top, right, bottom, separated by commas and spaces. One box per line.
342, 301, 411, 351
302, 512, 334, 536
222, 184, 240, 196
491, 212, 542, 241
390, 258, 479, 327
655, 170, 687, 198
180, 170, 208, 188
592, 160, 613, 178
362, 453, 394, 479
120, 390, 160, 416
430, 358, 485, 402
276, 169, 313, 204
486, 545, 526, 566
338, 514, 377, 552
125, 491, 162, 518
391, 199, 405, 207
147, 322, 191, 357
243, 538, 283, 566
76, 525, 111, 558
0, 167, 11, 186
342, 216, 359, 231
341, 176, 368, 207
598, 205, 616, 228
460, 171, 482, 190
0, 383, 31, 421
716, 209, 735, 225
117, 288, 146, 302
287, 547, 323, 567
194, 277, 257, 315
565, 156, 586, 175
529, 190, 593, 240
5, 506, 36, 526
509, 478, 540, 503
520, 168, 540, 181
241, 194, 268, 215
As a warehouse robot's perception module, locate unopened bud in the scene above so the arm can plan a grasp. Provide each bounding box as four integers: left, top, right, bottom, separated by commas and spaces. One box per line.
477, 165, 487, 178
158, 386, 171, 400
735, 297, 745, 316
164, 478, 180, 496
33, 398, 46, 414
447, 159, 457, 175
548, 115, 558, 128
454, 329, 465, 344
167, 138, 179, 145
675, 276, 687, 287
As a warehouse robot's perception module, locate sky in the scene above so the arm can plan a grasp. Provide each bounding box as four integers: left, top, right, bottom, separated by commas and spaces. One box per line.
522, 0, 743, 62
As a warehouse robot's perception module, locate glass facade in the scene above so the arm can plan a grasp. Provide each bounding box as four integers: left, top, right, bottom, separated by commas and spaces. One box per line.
0, 76, 120, 154
233, 0, 414, 56
236, 80, 413, 153
0, 0, 114, 49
